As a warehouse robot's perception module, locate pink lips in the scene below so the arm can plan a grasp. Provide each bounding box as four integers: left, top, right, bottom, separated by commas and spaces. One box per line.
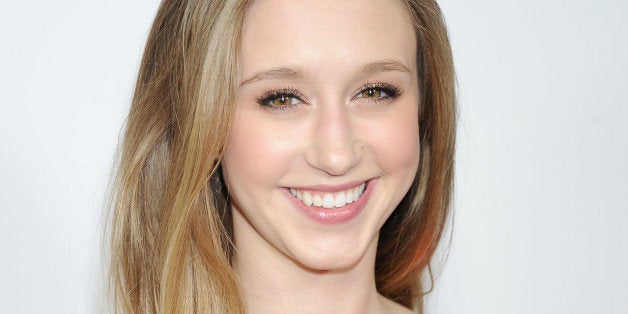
283, 179, 376, 224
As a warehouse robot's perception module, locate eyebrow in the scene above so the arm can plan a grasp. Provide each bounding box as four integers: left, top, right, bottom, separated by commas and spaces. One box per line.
239, 59, 411, 86
240, 67, 302, 86
363, 59, 411, 75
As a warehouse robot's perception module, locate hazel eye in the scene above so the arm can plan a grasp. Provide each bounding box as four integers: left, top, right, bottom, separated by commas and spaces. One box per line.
257, 89, 304, 110
354, 83, 401, 102
359, 87, 388, 99
267, 94, 302, 107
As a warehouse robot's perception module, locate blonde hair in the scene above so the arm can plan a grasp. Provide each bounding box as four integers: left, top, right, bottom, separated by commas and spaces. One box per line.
108, 0, 455, 313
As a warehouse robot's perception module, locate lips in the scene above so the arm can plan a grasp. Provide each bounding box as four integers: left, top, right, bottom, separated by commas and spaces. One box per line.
289, 182, 366, 208
283, 179, 375, 224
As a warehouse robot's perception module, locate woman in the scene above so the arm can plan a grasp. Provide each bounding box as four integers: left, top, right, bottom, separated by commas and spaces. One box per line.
109, 0, 455, 313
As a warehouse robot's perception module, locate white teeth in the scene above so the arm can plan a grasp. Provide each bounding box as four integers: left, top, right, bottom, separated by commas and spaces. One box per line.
346, 191, 354, 204
313, 194, 323, 207
289, 182, 367, 209
303, 192, 313, 206
322, 194, 334, 208
334, 192, 346, 207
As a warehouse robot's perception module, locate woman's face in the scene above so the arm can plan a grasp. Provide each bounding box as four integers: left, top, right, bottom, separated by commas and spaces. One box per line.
223, 0, 419, 271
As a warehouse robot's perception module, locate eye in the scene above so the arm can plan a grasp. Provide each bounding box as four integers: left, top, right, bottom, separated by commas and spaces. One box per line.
354, 83, 401, 102
257, 89, 304, 110
359, 87, 388, 99
267, 94, 302, 107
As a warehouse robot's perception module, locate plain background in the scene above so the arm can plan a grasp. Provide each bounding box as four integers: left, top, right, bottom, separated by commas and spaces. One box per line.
1, 1, 626, 313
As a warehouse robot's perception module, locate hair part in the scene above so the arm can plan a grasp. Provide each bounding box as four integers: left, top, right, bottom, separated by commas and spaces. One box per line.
108, 0, 455, 313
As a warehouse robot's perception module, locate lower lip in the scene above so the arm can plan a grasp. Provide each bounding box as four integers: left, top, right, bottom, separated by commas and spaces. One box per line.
283, 179, 376, 224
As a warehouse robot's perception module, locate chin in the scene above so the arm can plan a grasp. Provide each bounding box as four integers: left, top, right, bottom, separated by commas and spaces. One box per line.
285, 233, 378, 272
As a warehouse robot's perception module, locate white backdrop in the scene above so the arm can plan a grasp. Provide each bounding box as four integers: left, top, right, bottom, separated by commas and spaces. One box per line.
1, 1, 626, 313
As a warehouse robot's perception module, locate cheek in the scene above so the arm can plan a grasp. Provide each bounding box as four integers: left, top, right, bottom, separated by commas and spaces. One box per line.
222, 110, 296, 195
364, 104, 420, 175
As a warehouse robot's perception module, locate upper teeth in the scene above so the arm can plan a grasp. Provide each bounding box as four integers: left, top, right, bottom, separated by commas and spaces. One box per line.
289, 183, 366, 209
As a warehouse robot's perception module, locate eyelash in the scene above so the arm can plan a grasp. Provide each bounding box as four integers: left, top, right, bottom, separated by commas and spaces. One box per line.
355, 82, 402, 102
256, 87, 305, 110
255, 81, 402, 110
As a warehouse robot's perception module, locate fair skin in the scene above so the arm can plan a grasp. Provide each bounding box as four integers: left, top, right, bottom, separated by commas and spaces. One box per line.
222, 0, 419, 313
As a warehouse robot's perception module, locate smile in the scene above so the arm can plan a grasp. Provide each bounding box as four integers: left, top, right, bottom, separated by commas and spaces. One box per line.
289, 182, 367, 209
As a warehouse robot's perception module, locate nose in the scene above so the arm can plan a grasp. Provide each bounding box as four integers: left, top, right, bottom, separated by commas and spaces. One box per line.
305, 101, 361, 176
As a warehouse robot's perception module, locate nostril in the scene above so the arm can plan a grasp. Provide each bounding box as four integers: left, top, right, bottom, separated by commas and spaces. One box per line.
309, 145, 361, 176
305, 108, 362, 175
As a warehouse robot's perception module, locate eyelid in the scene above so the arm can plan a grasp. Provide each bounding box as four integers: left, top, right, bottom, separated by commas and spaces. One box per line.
351, 81, 403, 101
257, 87, 305, 102
256, 87, 307, 109
255, 81, 402, 111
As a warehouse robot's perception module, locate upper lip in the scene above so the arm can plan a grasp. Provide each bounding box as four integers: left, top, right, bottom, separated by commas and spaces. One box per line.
284, 178, 372, 193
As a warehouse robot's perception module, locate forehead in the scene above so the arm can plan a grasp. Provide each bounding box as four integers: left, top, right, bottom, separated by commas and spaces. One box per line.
240, 0, 417, 77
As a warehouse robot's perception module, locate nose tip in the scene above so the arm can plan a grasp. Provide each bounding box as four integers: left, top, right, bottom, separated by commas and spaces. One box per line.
305, 106, 361, 176
309, 141, 362, 176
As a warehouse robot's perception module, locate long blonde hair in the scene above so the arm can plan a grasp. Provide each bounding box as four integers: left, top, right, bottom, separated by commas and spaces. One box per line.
108, 0, 455, 312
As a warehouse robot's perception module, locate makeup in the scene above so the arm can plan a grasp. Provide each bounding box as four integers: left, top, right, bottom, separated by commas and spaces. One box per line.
283, 179, 377, 224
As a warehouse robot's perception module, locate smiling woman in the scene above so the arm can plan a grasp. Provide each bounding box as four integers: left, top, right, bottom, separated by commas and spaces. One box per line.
108, 0, 455, 313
